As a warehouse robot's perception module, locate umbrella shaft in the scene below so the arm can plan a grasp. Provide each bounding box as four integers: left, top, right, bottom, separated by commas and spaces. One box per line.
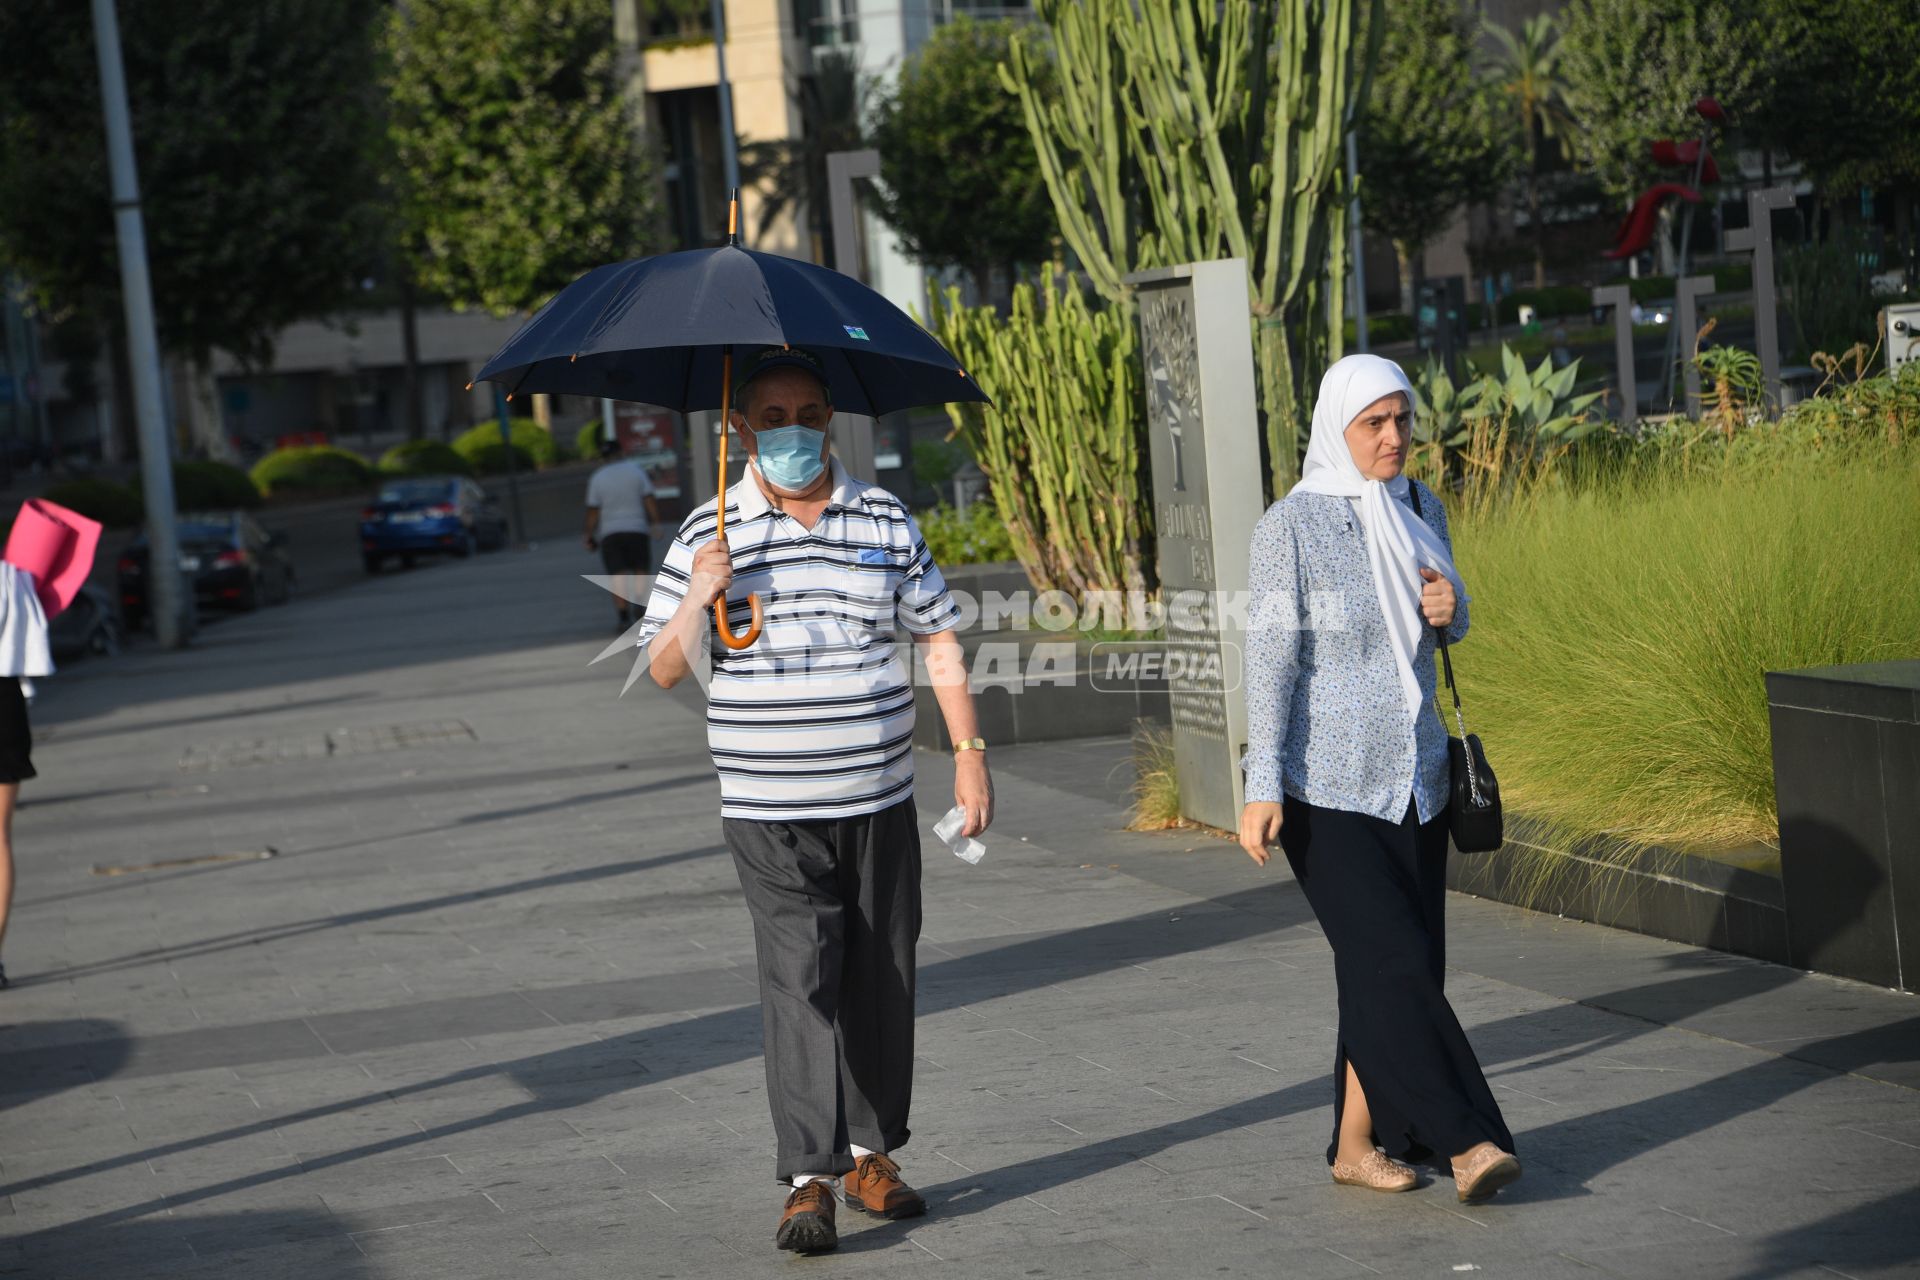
717, 349, 732, 542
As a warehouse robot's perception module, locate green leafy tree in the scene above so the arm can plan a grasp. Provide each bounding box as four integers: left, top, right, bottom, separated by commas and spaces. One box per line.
1558, 0, 1761, 207
868, 18, 1057, 297
1481, 14, 1571, 288
0, 0, 388, 454
1360, 0, 1514, 309
383, 0, 661, 316
1739, 1, 1920, 234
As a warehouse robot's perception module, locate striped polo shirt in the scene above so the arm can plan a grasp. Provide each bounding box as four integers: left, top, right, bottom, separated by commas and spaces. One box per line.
636, 457, 960, 821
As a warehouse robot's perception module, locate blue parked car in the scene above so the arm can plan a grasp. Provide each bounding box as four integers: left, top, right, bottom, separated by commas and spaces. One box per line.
360, 476, 508, 573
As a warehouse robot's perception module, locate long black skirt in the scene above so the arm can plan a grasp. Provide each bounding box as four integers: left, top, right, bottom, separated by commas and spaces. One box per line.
1280, 795, 1512, 1166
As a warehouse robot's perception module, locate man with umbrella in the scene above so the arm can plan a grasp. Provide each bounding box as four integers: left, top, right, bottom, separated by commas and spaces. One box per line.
473, 203, 1000, 1250
637, 346, 993, 1254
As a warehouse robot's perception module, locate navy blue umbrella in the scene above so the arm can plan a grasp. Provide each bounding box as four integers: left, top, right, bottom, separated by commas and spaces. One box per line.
472, 244, 990, 417
474, 200, 987, 651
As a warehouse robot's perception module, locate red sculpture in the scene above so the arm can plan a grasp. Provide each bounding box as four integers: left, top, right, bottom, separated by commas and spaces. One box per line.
1606, 183, 1704, 260
1603, 97, 1726, 260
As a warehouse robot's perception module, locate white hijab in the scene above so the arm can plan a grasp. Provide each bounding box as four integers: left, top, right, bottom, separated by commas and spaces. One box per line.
1290, 354, 1466, 721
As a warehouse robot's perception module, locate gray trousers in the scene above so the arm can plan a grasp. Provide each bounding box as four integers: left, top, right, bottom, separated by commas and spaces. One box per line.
723, 797, 921, 1181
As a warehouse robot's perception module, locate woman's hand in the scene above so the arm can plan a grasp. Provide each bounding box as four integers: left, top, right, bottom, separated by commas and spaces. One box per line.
1419, 568, 1456, 628
1238, 802, 1283, 865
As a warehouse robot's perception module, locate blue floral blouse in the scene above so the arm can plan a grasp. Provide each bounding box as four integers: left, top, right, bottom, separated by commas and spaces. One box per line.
1241, 479, 1469, 824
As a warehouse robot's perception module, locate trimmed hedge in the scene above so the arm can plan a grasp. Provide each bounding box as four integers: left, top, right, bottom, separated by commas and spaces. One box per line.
575, 420, 616, 461
451, 417, 558, 474
250, 445, 376, 498
132, 460, 261, 511
1604, 263, 1753, 304
39, 477, 144, 528
1478, 285, 1594, 327
1341, 312, 1417, 345
379, 439, 473, 477
918, 498, 1018, 566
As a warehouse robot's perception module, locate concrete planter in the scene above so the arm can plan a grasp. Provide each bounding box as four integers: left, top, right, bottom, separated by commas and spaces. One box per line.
1445, 821, 1787, 966
1767, 661, 1920, 991
910, 629, 1170, 750
1447, 660, 1920, 992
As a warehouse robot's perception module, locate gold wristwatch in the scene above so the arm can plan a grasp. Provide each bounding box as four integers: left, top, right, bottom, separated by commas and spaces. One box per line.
953, 737, 987, 754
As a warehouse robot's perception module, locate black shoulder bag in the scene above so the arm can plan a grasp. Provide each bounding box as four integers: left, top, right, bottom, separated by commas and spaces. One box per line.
1408, 486, 1503, 853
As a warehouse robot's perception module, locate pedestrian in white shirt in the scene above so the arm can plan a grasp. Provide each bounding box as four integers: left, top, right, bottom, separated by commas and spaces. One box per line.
584, 439, 663, 631
0, 561, 51, 992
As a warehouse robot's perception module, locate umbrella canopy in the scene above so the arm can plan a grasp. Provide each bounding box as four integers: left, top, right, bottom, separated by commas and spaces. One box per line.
474, 245, 990, 416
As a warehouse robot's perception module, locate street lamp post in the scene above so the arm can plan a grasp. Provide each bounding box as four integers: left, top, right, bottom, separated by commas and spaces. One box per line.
89, 0, 187, 647
710, 0, 741, 203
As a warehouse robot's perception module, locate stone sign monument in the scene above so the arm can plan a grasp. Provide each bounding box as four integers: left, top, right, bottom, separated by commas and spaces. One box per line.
1125, 259, 1265, 832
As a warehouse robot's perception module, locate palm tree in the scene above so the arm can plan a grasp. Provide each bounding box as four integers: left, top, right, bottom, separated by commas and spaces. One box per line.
1483, 14, 1571, 288
738, 48, 873, 263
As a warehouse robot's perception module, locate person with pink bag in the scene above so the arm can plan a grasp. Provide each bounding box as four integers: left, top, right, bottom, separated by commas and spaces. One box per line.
0, 499, 100, 990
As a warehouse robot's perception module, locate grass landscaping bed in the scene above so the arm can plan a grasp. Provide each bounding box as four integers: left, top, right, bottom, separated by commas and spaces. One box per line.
1451, 437, 1918, 857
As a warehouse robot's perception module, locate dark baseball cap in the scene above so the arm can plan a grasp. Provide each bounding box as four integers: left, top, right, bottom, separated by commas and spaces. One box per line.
731, 346, 833, 405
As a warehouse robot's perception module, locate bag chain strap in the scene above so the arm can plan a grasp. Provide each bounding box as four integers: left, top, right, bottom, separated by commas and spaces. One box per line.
1408, 483, 1485, 809
1435, 627, 1486, 809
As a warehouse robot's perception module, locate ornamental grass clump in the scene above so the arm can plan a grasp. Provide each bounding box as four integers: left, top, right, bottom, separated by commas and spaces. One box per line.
1452, 439, 1920, 852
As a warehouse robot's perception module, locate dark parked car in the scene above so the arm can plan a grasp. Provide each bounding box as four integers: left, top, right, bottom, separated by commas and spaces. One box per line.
359, 476, 508, 573
49, 584, 122, 660
118, 511, 295, 628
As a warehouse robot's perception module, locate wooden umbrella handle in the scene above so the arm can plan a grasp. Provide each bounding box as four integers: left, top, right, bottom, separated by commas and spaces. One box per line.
714, 345, 763, 651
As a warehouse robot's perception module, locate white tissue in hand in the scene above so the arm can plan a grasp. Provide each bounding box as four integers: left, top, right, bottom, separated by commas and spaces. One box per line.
933, 805, 986, 865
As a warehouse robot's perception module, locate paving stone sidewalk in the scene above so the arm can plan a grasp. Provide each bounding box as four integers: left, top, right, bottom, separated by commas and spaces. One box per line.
2, 542, 1915, 1279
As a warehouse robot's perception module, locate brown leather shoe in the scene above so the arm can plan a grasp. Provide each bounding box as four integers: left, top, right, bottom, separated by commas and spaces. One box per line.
1452, 1143, 1522, 1204
841, 1152, 926, 1220
775, 1181, 838, 1253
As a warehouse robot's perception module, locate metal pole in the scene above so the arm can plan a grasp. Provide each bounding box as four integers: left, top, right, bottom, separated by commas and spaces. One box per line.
710, 0, 741, 202
1655, 143, 1711, 410
1673, 275, 1714, 419
1592, 284, 1638, 432
1725, 186, 1793, 412
495, 387, 526, 546
1345, 131, 1368, 354
825, 149, 881, 477
90, 0, 186, 647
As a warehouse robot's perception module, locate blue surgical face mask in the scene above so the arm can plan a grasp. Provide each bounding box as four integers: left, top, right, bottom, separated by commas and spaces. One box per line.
753, 423, 828, 490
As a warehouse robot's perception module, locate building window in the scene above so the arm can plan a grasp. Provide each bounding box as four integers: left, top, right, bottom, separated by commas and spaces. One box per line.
643, 0, 715, 46
795, 0, 858, 49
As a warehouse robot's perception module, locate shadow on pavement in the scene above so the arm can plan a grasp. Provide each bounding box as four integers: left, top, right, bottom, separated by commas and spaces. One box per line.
1736, 1183, 1920, 1279
12, 838, 723, 989
0, 1018, 129, 1115
35, 689, 383, 748
36, 537, 634, 727
4, 1204, 385, 1278
15, 760, 712, 914
7, 873, 1916, 1253
0, 883, 1316, 1213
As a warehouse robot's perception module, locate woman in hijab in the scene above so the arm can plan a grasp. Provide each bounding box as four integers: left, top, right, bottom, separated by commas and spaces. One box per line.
1239, 354, 1518, 1202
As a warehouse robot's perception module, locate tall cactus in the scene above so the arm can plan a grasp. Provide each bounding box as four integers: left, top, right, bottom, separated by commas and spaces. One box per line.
927, 277, 1150, 598
1004, 0, 1378, 492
